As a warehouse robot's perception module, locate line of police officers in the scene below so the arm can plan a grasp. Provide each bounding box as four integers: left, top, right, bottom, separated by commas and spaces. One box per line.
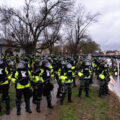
0, 54, 112, 115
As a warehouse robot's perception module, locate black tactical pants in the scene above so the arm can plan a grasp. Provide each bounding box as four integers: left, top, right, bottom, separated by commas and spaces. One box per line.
16, 87, 32, 113
98, 80, 105, 97
79, 79, 90, 97
60, 84, 72, 104
31, 82, 38, 104
16, 87, 31, 100
57, 84, 62, 98
73, 77, 77, 87
35, 83, 53, 112
89, 75, 93, 84
0, 84, 10, 114
103, 80, 109, 95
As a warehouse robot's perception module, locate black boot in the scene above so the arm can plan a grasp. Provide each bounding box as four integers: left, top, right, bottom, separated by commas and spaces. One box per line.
36, 101, 40, 113
68, 86, 72, 102
85, 82, 90, 97
6, 97, 10, 115
86, 91, 90, 97
32, 89, 37, 104
32, 99, 37, 104
56, 86, 61, 98
68, 94, 72, 103
2, 95, 6, 103
60, 93, 66, 105
25, 99, 32, 113
73, 78, 77, 87
99, 85, 104, 97
16, 99, 21, 115
78, 88, 82, 98
85, 89, 89, 97
86, 94, 89, 97
47, 95, 53, 109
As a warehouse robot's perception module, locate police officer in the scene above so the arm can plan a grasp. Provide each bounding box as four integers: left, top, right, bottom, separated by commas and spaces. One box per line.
41, 60, 54, 109
70, 59, 77, 87
0, 59, 11, 115
98, 62, 105, 97
59, 63, 73, 105
56, 60, 65, 98
104, 64, 111, 95
78, 61, 92, 97
34, 60, 54, 113
52, 58, 60, 93
31, 59, 40, 104
31, 59, 44, 113
11, 60, 32, 115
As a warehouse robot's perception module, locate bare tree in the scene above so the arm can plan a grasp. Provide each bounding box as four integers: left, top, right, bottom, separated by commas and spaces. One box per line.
0, 0, 74, 54
37, 21, 62, 54
66, 5, 99, 56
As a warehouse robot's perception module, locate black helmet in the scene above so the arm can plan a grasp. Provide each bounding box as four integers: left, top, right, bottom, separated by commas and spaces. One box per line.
100, 62, 105, 69
84, 61, 91, 66
17, 60, 25, 69
61, 60, 65, 65
35, 59, 40, 65
42, 60, 50, 68
6, 59, 14, 66
6, 59, 11, 63
24, 57, 29, 63
104, 64, 108, 68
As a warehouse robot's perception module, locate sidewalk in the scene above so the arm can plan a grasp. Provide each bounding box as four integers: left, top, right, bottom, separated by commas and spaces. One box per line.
0, 84, 58, 120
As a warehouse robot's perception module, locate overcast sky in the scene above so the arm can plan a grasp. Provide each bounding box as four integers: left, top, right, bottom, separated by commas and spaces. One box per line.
0, 0, 120, 51
79, 0, 120, 51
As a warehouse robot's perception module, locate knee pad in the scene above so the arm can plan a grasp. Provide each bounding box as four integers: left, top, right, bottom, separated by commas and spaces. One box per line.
61, 87, 66, 94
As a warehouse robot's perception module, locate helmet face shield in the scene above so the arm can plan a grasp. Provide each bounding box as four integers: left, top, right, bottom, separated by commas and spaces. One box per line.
104, 64, 108, 68
39, 61, 42, 66
85, 61, 91, 66
17, 62, 25, 69
61, 61, 65, 65
0, 59, 3, 65
35, 59, 40, 65
67, 63, 72, 69
45, 62, 50, 68
46, 63, 50, 68
9, 61, 14, 66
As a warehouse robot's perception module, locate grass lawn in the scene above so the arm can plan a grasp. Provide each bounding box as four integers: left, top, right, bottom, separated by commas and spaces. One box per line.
50, 87, 120, 120
0, 86, 16, 115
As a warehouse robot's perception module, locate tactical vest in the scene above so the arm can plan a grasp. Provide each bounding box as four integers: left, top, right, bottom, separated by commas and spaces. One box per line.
0, 65, 9, 85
